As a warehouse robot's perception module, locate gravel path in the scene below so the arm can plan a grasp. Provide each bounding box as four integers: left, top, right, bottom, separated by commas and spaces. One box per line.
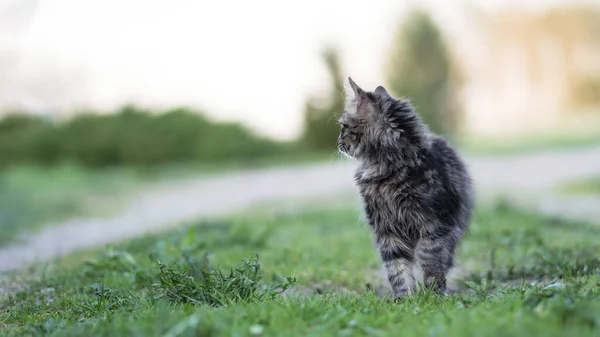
2, 146, 600, 272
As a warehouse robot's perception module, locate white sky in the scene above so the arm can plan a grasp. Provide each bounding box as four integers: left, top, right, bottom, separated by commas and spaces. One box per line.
0, 0, 581, 139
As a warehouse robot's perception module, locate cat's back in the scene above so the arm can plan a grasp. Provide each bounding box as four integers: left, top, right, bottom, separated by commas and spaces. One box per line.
428, 135, 474, 208
429, 136, 467, 172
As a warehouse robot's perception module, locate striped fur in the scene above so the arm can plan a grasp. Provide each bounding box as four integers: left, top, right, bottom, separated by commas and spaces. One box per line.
338, 77, 474, 300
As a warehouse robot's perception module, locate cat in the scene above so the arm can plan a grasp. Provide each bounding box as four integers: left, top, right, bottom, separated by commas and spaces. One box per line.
337, 77, 474, 300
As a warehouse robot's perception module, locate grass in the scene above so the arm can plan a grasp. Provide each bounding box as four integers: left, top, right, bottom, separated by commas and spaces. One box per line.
557, 176, 600, 195
457, 129, 600, 156
0, 164, 154, 247
2, 127, 599, 248
2, 199, 600, 336
0, 152, 332, 248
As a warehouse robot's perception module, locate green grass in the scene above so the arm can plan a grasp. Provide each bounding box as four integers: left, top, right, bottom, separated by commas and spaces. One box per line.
2, 128, 599, 249
0, 152, 331, 248
2, 199, 600, 336
0, 162, 213, 248
557, 176, 600, 195
0, 164, 155, 247
457, 130, 600, 156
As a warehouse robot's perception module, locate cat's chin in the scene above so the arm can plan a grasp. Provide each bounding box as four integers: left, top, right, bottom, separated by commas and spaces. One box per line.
340, 151, 355, 160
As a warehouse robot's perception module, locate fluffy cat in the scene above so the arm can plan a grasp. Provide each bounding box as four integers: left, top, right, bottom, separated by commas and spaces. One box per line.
337, 77, 474, 300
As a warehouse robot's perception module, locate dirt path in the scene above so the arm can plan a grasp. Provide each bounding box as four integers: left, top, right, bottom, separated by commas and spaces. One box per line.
2, 146, 600, 272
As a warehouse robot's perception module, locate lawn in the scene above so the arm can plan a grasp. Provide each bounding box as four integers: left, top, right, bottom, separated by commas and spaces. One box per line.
557, 176, 600, 195
0, 162, 215, 248
0, 152, 333, 248
3, 131, 599, 249
0, 165, 154, 248
2, 199, 599, 336
457, 130, 600, 156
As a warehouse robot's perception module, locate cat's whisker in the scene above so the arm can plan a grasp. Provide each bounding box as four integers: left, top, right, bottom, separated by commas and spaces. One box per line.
340, 151, 352, 162
328, 149, 339, 162
327, 112, 343, 125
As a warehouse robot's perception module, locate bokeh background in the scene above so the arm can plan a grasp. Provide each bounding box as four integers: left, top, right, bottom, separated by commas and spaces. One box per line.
1, 0, 600, 250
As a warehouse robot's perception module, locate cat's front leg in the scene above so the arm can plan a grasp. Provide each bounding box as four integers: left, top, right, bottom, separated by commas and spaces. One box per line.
377, 235, 416, 301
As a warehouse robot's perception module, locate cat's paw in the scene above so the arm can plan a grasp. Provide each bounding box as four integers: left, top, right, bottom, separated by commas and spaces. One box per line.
392, 293, 409, 304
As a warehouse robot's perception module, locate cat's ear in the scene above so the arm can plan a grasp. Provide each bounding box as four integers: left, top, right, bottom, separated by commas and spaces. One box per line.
344, 77, 362, 98
374, 85, 391, 99
344, 77, 365, 114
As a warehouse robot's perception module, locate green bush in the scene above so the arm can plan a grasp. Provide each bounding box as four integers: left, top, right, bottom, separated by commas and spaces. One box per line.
386, 9, 463, 137
302, 47, 345, 151
0, 105, 284, 168
0, 114, 56, 166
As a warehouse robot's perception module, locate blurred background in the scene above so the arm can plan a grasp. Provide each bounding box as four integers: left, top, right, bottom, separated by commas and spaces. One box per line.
1, 0, 600, 253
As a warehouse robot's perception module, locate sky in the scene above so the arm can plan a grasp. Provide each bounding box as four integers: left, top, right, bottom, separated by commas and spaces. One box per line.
0, 0, 583, 139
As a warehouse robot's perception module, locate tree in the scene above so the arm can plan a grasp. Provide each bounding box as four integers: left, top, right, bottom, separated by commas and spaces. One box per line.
386, 9, 462, 137
302, 47, 345, 151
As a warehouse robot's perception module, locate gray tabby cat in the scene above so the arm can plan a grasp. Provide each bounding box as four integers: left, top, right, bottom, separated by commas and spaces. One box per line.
337, 77, 474, 300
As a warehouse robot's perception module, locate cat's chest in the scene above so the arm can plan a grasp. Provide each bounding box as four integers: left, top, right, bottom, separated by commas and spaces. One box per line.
358, 176, 425, 199
358, 182, 429, 226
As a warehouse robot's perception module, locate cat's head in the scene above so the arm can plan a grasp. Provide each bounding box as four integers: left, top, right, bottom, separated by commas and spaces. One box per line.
337, 77, 428, 161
